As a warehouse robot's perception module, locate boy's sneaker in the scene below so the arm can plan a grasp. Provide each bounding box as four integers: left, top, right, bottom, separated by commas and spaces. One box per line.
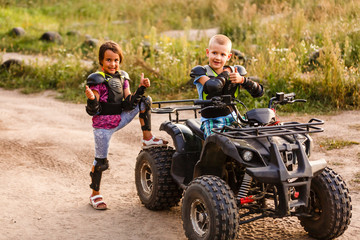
142, 136, 168, 149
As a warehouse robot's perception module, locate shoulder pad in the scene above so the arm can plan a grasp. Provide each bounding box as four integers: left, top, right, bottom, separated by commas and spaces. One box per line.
87, 72, 105, 85
190, 65, 207, 78
235, 65, 247, 76
120, 70, 130, 81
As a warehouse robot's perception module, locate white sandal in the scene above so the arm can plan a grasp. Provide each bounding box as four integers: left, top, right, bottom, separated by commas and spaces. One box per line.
142, 136, 167, 149
89, 195, 107, 210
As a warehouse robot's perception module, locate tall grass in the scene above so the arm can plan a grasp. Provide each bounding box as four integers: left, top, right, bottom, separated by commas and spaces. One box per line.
0, 0, 359, 111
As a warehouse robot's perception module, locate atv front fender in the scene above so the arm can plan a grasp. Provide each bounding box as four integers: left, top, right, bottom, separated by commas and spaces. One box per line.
193, 134, 238, 178
193, 134, 265, 178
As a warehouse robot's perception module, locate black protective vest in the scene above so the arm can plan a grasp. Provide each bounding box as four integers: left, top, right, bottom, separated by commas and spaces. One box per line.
201, 65, 239, 118
86, 71, 129, 115
104, 72, 125, 103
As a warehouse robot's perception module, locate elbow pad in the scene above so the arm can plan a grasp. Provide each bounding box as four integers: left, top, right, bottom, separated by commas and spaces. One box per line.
203, 77, 225, 99
134, 85, 146, 96
190, 65, 207, 79
242, 78, 264, 98
86, 98, 101, 116
123, 86, 146, 110
234, 65, 247, 76
122, 95, 133, 111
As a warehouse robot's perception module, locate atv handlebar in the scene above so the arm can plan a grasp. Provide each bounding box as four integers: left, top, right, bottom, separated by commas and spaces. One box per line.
268, 92, 306, 108
194, 93, 306, 109
194, 95, 233, 107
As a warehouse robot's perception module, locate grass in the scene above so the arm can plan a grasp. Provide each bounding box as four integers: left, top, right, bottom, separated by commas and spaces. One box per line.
0, 0, 360, 111
319, 138, 360, 150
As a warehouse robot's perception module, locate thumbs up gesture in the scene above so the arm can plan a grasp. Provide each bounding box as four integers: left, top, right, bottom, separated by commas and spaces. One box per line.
85, 85, 95, 100
229, 67, 245, 84
140, 73, 150, 88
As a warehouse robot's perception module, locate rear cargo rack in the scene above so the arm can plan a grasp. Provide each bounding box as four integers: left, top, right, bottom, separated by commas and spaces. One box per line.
212, 118, 324, 139
151, 99, 200, 122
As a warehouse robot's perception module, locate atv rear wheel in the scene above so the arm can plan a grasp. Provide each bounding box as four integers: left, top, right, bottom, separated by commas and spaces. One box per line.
135, 146, 182, 210
182, 175, 239, 240
299, 167, 352, 239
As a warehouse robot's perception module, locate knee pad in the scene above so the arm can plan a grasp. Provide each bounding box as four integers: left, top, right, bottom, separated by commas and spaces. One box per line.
90, 158, 109, 191
94, 157, 109, 172
139, 96, 152, 111
139, 96, 152, 131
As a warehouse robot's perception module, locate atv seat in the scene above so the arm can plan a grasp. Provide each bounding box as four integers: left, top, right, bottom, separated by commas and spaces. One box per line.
185, 119, 204, 140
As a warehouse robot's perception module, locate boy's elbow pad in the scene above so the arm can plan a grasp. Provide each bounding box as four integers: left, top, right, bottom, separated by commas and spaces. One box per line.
87, 72, 105, 85
242, 78, 264, 98
203, 77, 225, 95
190, 65, 206, 78
235, 65, 247, 76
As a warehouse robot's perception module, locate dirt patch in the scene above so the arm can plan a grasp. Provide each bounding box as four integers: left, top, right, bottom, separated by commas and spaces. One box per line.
0, 88, 359, 239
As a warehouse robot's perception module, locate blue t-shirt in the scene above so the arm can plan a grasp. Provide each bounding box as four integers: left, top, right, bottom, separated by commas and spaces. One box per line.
193, 75, 205, 100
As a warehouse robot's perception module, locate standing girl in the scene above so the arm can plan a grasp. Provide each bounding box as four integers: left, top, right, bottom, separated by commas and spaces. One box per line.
85, 41, 167, 210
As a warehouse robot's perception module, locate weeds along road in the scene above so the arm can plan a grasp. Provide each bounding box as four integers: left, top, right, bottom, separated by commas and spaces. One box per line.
0, 88, 358, 240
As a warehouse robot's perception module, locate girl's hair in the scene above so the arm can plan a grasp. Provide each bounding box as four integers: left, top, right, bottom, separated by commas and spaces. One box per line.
208, 34, 232, 50
98, 41, 124, 66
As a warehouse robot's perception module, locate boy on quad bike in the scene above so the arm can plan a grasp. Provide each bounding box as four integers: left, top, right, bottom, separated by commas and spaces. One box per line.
135, 34, 352, 240
191, 34, 263, 138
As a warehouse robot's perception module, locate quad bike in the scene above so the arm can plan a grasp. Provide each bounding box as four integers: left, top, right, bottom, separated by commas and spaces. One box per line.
135, 92, 352, 240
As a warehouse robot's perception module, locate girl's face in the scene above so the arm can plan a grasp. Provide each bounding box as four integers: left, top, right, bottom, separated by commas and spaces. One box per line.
101, 49, 120, 74
206, 42, 232, 72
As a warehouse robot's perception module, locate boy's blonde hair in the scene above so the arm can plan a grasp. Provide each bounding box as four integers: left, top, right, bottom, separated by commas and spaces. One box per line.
208, 34, 232, 50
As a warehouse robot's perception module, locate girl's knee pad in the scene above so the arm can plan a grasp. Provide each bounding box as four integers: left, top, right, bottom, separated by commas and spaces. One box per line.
139, 96, 152, 131
90, 158, 109, 191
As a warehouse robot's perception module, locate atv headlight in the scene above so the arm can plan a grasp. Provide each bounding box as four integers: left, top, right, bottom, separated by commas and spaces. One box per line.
242, 150, 254, 162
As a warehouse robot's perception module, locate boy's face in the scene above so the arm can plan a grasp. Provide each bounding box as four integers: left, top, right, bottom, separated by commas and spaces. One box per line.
206, 42, 232, 71
101, 49, 120, 74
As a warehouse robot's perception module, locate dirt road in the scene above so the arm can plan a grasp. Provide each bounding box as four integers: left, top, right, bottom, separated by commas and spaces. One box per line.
0, 88, 359, 240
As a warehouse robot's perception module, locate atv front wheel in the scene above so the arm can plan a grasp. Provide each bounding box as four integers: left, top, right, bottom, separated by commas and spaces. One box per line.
299, 167, 352, 239
135, 146, 182, 210
182, 175, 239, 240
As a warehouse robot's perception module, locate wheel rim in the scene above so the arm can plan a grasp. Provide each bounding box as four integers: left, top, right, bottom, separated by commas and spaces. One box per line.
190, 199, 209, 237
140, 162, 153, 197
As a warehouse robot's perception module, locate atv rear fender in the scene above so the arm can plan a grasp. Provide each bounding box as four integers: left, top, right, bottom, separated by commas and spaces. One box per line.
159, 121, 202, 188
159, 121, 202, 153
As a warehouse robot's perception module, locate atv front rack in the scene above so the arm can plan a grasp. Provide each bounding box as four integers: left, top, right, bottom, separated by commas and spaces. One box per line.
212, 118, 324, 139
152, 99, 201, 123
